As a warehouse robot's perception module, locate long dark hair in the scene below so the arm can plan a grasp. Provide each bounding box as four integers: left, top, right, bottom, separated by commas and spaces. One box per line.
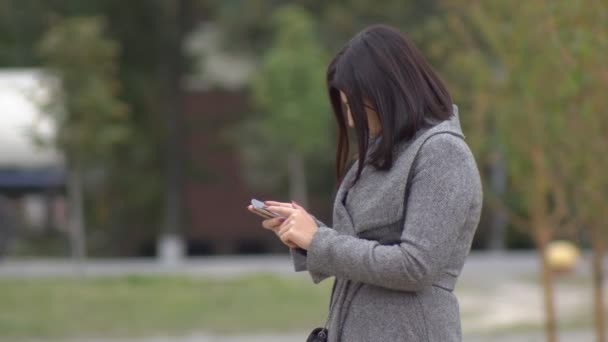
327, 24, 453, 187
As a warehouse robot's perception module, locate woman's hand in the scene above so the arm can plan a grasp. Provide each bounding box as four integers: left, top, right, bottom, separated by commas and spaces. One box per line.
247, 204, 297, 248
265, 201, 318, 250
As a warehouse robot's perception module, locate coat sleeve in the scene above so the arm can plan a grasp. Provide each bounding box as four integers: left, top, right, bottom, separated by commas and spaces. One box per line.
289, 215, 332, 283
305, 134, 478, 291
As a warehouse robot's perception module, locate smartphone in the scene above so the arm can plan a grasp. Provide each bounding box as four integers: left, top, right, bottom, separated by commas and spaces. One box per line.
250, 199, 280, 218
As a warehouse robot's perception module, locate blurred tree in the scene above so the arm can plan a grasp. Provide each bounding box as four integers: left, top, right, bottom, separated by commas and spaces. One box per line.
0, 0, 205, 256
0, 0, 49, 65
90, 0, 201, 256
212, 0, 437, 53
37, 16, 131, 263
549, 2, 608, 340
232, 5, 331, 207
156, 0, 195, 262
438, 1, 602, 340
413, 9, 507, 250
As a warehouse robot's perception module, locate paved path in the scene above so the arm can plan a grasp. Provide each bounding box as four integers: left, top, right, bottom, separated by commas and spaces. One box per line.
0, 251, 562, 279
0, 255, 295, 278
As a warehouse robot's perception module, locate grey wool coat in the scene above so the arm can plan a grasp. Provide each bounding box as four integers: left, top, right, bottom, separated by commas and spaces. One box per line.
291, 105, 483, 342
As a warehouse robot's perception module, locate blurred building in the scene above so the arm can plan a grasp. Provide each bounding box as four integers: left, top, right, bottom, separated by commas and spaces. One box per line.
0, 68, 66, 256
180, 24, 284, 254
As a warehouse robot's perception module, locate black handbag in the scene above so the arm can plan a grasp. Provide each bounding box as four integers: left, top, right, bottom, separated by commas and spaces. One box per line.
306, 279, 336, 342
306, 327, 329, 342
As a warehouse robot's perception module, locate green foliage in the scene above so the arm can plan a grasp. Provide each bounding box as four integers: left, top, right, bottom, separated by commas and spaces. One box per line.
0, 1, 179, 255
213, 0, 439, 53
230, 5, 332, 190
436, 2, 572, 223
544, 1, 608, 249
250, 5, 330, 153
436, 0, 607, 242
37, 16, 131, 163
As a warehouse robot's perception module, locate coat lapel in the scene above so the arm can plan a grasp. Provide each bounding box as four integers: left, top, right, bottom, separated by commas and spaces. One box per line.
331, 105, 466, 235
331, 157, 359, 234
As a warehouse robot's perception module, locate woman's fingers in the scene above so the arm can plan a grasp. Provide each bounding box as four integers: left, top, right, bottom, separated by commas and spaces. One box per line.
279, 228, 294, 247
277, 218, 294, 236
266, 205, 297, 217
252, 202, 303, 249
264, 200, 292, 208
291, 201, 305, 210
279, 226, 304, 249
273, 218, 297, 248
262, 216, 286, 230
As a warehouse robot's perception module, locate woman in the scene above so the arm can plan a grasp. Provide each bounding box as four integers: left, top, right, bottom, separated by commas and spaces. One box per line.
247, 24, 482, 342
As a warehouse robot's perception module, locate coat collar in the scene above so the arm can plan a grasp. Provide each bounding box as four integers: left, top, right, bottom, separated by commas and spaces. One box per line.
332, 105, 465, 234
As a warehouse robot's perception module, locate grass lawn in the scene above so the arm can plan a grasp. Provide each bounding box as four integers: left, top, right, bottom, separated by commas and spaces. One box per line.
0, 274, 332, 340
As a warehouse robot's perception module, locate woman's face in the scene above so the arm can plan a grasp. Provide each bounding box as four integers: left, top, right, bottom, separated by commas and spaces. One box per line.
339, 90, 381, 136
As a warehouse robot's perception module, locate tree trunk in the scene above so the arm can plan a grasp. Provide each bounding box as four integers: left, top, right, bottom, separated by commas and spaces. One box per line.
531, 148, 558, 342
533, 218, 557, 342
158, 0, 191, 264
591, 224, 607, 342
287, 152, 308, 207
538, 236, 558, 342
67, 162, 86, 274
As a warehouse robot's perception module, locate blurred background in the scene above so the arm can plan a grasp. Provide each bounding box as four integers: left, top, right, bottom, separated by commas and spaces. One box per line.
0, 1, 606, 341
